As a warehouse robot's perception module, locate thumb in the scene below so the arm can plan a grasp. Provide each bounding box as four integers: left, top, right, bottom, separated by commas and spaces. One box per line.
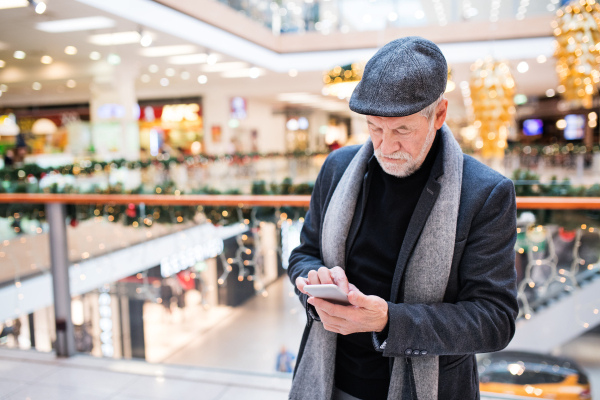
348, 289, 370, 308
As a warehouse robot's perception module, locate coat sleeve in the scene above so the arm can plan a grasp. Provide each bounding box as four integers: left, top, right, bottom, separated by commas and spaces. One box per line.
287, 161, 328, 321
381, 178, 519, 358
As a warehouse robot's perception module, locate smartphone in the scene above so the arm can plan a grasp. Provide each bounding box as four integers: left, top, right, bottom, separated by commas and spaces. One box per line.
304, 284, 351, 305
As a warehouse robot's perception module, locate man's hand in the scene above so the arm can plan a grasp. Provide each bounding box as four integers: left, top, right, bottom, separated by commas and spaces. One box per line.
307, 288, 388, 335
295, 266, 350, 295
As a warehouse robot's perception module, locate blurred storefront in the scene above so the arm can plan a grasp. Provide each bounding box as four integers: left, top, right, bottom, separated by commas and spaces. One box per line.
138, 97, 203, 158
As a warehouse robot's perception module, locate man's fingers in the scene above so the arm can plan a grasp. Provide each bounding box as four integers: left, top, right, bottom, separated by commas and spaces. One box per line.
317, 267, 334, 285
307, 270, 320, 285
330, 266, 349, 294
348, 289, 371, 308
295, 276, 309, 294
309, 297, 351, 319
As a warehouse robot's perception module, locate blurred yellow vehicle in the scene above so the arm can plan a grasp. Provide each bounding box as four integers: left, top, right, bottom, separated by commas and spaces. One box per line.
479, 351, 591, 399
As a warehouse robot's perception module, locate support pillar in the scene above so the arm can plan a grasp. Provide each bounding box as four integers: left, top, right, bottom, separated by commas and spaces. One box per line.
90, 64, 140, 161
47, 203, 75, 357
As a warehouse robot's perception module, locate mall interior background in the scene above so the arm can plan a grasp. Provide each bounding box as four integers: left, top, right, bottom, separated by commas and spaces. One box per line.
1, 0, 600, 399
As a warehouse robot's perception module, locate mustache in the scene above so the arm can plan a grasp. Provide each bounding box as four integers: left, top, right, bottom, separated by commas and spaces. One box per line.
374, 148, 413, 161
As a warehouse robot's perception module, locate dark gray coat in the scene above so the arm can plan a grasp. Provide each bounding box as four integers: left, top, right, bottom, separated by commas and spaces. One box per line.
288, 142, 519, 399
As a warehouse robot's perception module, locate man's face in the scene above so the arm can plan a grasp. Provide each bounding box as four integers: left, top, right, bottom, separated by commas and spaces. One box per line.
366, 99, 447, 177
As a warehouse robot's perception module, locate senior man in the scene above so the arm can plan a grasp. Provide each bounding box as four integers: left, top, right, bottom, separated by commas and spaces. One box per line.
287, 36, 518, 400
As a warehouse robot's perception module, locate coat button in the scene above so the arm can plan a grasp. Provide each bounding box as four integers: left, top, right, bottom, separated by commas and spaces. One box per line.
421, 350, 428, 355
412, 350, 420, 356
405, 349, 412, 355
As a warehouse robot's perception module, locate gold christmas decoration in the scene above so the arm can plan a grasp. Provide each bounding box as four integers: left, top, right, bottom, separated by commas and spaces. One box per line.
322, 63, 363, 99
445, 66, 456, 93
469, 58, 516, 158
552, 0, 600, 109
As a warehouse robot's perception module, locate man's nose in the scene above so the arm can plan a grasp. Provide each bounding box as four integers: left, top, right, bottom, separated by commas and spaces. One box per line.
380, 136, 400, 155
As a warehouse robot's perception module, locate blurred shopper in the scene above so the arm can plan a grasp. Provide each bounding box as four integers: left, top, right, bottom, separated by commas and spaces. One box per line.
11, 318, 20, 344
159, 281, 173, 314
276, 345, 296, 373
288, 37, 518, 400
3, 148, 14, 167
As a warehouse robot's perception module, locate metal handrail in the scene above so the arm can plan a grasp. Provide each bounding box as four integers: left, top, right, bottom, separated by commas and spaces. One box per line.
0, 193, 311, 206
1, 193, 600, 209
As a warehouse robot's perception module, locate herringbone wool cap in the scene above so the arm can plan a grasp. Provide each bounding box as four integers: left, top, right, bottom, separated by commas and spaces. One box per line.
349, 36, 448, 117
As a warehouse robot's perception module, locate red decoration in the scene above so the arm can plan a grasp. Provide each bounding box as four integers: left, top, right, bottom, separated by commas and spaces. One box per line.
125, 203, 137, 218
177, 270, 196, 291
558, 227, 576, 242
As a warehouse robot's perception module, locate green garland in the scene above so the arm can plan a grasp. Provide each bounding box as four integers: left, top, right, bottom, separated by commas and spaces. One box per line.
512, 169, 600, 229
0, 178, 313, 233
0, 150, 328, 182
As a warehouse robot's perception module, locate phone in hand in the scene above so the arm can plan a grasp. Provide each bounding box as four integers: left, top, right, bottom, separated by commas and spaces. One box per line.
304, 284, 351, 305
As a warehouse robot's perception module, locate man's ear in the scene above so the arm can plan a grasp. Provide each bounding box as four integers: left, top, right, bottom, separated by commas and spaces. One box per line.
434, 99, 448, 130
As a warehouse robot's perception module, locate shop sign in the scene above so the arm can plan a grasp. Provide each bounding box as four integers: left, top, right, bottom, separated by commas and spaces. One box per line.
161, 103, 200, 122
160, 237, 224, 278
230, 97, 247, 120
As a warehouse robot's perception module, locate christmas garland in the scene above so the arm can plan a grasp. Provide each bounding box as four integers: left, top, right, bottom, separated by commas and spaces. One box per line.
0, 177, 313, 233
506, 143, 600, 156
0, 150, 328, 182
512, 169, 600, 229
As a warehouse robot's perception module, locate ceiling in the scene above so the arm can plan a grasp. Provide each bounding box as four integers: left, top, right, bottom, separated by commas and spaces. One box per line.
0, 0, 561, 118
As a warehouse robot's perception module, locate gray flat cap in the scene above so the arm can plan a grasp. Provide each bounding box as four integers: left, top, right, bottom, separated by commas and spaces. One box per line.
349, 36, 447, 117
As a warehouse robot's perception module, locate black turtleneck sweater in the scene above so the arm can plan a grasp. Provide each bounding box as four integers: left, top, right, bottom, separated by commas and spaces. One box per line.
334, 132, 441, 400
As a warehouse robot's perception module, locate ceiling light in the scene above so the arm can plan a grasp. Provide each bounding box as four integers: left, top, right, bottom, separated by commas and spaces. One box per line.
165, 68, 175, 77
160, 78, 169, 86
517, 61, 529, 73
88, 31, 141, 46
180, 71, 190, 80
167, 53, 207, 65
536, 55, 547, 63
201, 61, 248, 73
64, 46, 77, 55
13, 51, 25, 59
222, 68, 265, 78
36, 16, 115, 32
249, 67, 260, 79
0, 84, 7, 92
140, 74, 150, 82
388, 12, 398, 21
198, 75, 207, 84
35, 2, 46, 14
40, 55, 52, 64
141, 45, 197, 58
66, 79, 76, 88
546, 89, 555, 97
415, 10, 424, 19
0, 60, 6, 68
149, 64, 159, 73
140, 32, 153, 47
107, 53, 121, 65
89, 51, 101, 60
0, 0, 28, 10
206, 54, 218, 65
32, 82, 42, 90
289, 69, 298, 77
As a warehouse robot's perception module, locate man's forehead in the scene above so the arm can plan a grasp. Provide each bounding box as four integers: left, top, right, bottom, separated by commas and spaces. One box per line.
366, 114, 421, 129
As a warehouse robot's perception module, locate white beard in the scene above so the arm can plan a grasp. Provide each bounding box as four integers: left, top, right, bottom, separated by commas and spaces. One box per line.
374, 127, 437, 178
